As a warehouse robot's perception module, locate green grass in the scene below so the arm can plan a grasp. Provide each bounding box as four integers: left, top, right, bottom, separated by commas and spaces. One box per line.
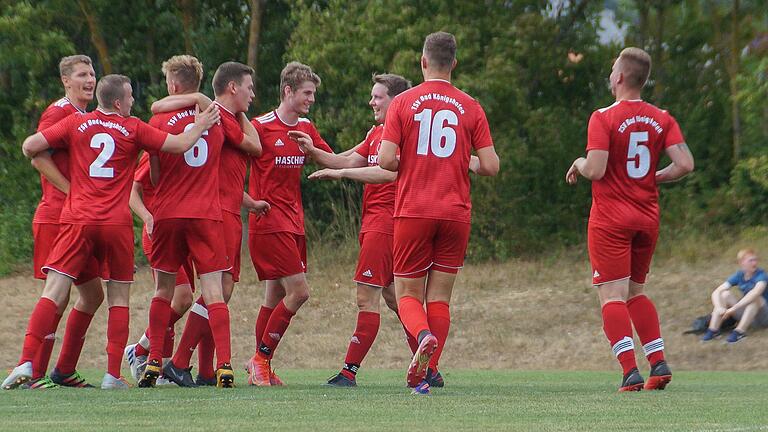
2, 370, 768, 431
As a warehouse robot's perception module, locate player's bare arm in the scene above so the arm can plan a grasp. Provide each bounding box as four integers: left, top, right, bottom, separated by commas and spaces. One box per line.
377, 140, 399, 171
151, 92, 212, 114
129, 181, 154, 237
149, 154, 161, 186
474, 146, 500, 176
242, 191, 271, 216
22, 132, 52, 159
655, 143, 694, 184
309, 166, 396, 184
566, 150, 609, 184
289, 130, 365, 169
31, 152, 70, 194
159, 103, 220, 153
237, 112, 262, 156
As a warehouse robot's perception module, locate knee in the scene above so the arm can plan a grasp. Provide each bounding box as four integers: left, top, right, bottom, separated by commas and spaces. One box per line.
173, 288, 194, 312
356, 293, 379, 312
288, 288, 310, 306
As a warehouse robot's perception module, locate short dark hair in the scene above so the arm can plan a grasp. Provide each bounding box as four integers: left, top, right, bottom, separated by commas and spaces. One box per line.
423, 32, 456, 71
96, 74, 130, 108
212, 61, 254, 96
372, 73, 412, 98
618, 47, 652, 89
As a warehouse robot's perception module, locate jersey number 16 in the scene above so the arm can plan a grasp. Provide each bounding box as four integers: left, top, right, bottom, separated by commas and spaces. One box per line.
414, 108, 458, 158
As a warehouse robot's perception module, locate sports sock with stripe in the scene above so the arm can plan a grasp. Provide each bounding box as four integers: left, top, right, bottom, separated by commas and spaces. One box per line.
601, 301, 638, 375
257, 300, 294, 360
342, 311, 380, 377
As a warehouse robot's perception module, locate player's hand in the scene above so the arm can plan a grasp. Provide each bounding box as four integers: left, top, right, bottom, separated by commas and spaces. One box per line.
195, 103, 220, 129
143, 215, 154, 239
308, 168, 343, 180
565, 158, 584, 185
469, 155, 480, 174
246, 200, 271, 217
713, 306, 727, 317
287, 130, 314, 153
723, 307, 736, 319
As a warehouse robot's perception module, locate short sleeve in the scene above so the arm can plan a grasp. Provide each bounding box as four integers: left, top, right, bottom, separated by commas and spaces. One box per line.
664, 114, 685, 148
222, 113, 245, 148
37, 106, 69, 131
134, 152, 150, 183
586, 111, 610, 152
308, 124, 333, 154
148, 114, 163, 129
756, 270, 768, 284
726, 271, 742, 287
135, 120, 169, 153
40, 114, 75, 149
381, 96, 404, 147
471, 103, 494, 151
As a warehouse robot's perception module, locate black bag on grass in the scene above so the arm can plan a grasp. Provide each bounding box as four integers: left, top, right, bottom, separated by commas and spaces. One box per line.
683, 314, 738, 335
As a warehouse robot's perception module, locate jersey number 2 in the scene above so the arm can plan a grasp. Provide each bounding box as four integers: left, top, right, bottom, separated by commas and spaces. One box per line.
183, 123, 209, 167
626, 131, 650, 178
89, 133, 115, 178
414, 109, 458, 158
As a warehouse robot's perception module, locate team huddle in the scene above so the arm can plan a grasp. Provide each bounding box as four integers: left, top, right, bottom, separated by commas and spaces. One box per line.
2, 31, 692, 394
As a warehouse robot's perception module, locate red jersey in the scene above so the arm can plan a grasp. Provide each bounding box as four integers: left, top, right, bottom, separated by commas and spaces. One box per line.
133, 152, 154, 211
148, 103, 244, 221
354, 124, 395, 235
217, 105, 248, 215
249, 110, 333, 235
33, 97, 86, 224
381, 79, 493, 223
586, 100, 685, 229
40, 109, 168, 226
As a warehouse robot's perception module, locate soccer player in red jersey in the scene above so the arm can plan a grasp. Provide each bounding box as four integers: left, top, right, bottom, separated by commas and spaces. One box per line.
245, 62, 333, 386
565, 47, 694, 391
2, 74, 220, 390
137, 60, 263, 389
378, 32, 500, 395
25, 55, 105, 389
294, 74, 420, 387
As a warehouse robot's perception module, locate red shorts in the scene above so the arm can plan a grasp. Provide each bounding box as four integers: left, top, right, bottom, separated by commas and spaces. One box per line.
33, 223, 102, 285
354, 231, 394, 288
142, 227, 192, 287
588, 222, 658, 285
249, 231, 306, 281
151, 218, 229, 276
393, 217, 471, 278
222, 211, 242, 282
43, 224, 134, 283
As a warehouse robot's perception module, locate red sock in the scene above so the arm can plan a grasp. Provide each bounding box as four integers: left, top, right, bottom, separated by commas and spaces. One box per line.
257, 300, 295, 360
601, 301, 637, 375
172, 299, 208, 369
197, 326, 215, 379
207, 302, 231, 368
162, 310, 183, 358
135, 334, 149, 357
147, 297, 171, 363
106, 306, 129, 378
343, 311, 380, 369
397, 296, 430, 341
55, 309, 94, 375
32, 312, 63, 379
627, 295, 665, 366
254, 305, 274, 349
20, 298, 59, 365
427, 301, 450, 371
396, 312, 419, 354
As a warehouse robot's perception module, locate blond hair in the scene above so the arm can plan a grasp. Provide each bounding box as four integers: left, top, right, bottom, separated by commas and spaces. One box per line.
617, 47, 652, 89
59, 55, 93, 77
737, 249, 757, 262
279, 61, 321, 100
161, 55, 203, 92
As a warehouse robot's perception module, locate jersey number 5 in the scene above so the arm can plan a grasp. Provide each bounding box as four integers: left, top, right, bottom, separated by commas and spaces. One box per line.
89, 133, 115, 178
183, 123, 209, 167
414, 108, 458, 158
627, 131, 650, 179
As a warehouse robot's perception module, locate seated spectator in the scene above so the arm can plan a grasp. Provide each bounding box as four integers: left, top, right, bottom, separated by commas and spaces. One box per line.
702, 249, 768, 343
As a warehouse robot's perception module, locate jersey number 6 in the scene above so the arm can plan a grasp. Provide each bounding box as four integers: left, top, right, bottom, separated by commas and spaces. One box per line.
183, 123, 209, 167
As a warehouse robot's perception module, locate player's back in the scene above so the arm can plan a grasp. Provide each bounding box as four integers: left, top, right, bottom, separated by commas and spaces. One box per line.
150, 106, 224, 221
588, 100, 684, 229
384, 80, 493, 224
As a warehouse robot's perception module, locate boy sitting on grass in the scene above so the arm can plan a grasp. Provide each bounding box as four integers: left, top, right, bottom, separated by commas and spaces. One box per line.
702, 249, 768, 343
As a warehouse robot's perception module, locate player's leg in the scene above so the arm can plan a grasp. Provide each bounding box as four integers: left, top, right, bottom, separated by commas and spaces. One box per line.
383, 284, 418, 354
706, 290, 739, 337
198, 270, 234, 387
160, 276, 195, 387
730, 296, 768, 340
102, 280, 131, 390
128, 228, 154, 362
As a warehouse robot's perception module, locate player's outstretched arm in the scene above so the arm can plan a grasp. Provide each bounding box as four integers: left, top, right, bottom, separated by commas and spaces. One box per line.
287, 130, 366, 169
22, 132, 51, 159
308, 166, 396, 184
656, 143, 694, 184
129, 181, 154, 237
237, 112, 262, 156
31, 152, 70, 194
151, 92, 212, 114
474, 147, 500, 176
378, 140, 399, 172
566, 150, 609, 184
160, 103, 220, 153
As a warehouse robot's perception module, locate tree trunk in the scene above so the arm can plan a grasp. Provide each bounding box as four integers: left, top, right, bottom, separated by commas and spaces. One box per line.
247, 0, 266, 112
651, 3, 665, 102
729, 0, 742, 162
178, 0, 195, 54
77, 0, 112, 74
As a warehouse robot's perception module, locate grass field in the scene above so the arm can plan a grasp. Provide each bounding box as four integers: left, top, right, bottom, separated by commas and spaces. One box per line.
2, 370, 768, 431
